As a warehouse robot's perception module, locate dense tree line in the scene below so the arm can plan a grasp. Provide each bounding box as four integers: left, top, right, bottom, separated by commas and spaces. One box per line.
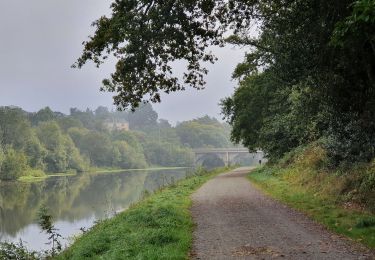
221, 0, 375, 165
76, 0, 375, 165
0, 105, 232, 180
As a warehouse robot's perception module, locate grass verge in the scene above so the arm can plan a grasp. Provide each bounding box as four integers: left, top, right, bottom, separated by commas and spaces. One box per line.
248, 166, 375, 248
56, 166, 232, 259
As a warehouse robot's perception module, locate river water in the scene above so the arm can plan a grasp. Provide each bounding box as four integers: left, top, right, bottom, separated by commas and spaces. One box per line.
0, 168, 189, 251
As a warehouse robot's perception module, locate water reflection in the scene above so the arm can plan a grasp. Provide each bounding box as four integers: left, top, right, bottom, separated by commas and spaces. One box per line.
0, 169, 188, 250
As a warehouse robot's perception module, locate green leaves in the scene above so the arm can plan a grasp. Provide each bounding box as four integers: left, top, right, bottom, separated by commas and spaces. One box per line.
75, 0, 256, 109
175, 116, 232, 148
0, 147, 28, 180
221, 0, 375, 163
331, 0, 375, 47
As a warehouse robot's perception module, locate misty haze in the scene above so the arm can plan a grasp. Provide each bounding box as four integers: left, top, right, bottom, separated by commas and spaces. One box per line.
0, 1, 374, 259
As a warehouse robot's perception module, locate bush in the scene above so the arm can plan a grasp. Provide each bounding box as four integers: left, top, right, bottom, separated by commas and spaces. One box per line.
323, 119, 375, 167
0, 241, 39, 260
275, 144, 375, 213
355, 218, 375, 228
0, 148, 28, 180
28, 169, 46, 178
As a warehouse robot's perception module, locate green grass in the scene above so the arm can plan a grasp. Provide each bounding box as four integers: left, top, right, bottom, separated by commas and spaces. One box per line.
56, 167, 232, 260
248, 167, 375, 248
17, 167, 191, 182
18, 173, 76, 182
93, 166, 191, 174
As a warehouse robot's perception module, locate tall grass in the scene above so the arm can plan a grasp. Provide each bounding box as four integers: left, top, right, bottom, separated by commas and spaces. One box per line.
56, 167, 232, 259
249, 144, 375, 248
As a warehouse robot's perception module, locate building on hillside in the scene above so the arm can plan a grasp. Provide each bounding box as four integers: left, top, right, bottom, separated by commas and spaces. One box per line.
104, 120, 129, 131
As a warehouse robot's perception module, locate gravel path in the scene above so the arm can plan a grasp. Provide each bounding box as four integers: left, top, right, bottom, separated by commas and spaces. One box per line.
191, 167, 374, 260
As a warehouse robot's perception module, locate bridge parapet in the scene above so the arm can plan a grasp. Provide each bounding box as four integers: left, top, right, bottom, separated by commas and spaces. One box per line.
192, 148, 265, 166
193, 148, 252, 154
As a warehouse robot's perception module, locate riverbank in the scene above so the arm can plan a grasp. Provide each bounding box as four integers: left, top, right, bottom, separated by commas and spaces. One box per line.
18, 173, 76, 182
16, 166, 191, 183
93, 166, 191, 174
248, 156, 375, 248
56, 167, 232, 259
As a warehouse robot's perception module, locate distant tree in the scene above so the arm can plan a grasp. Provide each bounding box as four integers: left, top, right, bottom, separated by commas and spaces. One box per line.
36, 122, 86, 173
0, 146, 4, 175
127, 103, 158, 130
0, 147, 28, 180
0, 106, 33, 149
112, 141, 148, 168
30, 107, 56, 125
94, 106, 110, 121
158, 119, 172, 129
67, 127, 89, 148
24, 133, 47, 170
77, 131, 113, 167
143, 141, 193, 167
112, 110, 129, 122
0, 103, 232, 175
176, 117, 231, 148
111, 130, 144, 151
36, 122, 64, 151
193, 116, 221, 126
70, 108, 96, 129
64, 137, 89, 172
57, 117, 84, 132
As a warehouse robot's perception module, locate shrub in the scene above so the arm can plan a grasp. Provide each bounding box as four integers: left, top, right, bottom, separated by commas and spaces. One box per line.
0, 147, 28, 180
355, 218, 375, 228
0, 241, 39, 260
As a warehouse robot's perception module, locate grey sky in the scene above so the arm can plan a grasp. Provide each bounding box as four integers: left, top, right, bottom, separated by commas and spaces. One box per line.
0, 1, 244, 123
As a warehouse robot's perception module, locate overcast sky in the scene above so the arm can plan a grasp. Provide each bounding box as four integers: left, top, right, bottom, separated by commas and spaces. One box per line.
0, 1, 245, 123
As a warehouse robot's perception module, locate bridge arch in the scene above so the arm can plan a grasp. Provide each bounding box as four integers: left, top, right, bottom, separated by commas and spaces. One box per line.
195, 153, 226, 168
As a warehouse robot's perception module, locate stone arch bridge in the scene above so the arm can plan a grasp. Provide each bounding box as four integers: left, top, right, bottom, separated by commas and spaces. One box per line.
192, 148, 265, 166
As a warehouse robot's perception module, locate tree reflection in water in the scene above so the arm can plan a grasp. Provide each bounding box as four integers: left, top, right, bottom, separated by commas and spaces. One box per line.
0, 169, 187, 250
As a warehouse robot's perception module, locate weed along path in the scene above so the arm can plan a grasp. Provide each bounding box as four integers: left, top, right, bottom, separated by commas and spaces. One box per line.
191, 167, 374, 259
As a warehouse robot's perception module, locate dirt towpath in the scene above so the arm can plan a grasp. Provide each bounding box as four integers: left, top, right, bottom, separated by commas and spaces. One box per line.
191, 167, 374, 259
